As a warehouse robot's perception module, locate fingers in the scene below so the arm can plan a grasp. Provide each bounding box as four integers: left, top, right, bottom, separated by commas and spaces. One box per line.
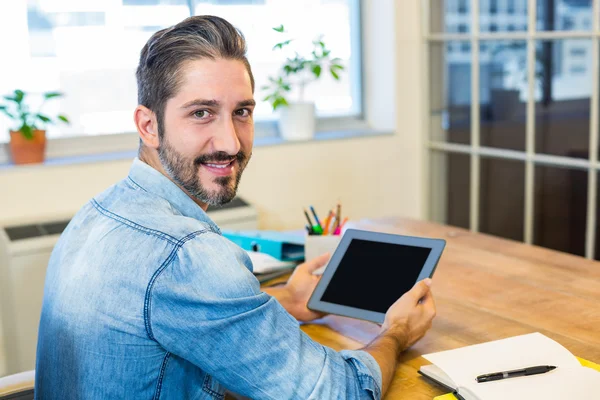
406, 279, 432, 304
300, 253, 331, 272
420, 290, 437, 319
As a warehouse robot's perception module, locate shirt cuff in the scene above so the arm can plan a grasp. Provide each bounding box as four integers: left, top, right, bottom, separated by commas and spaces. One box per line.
340, 350, 383, 399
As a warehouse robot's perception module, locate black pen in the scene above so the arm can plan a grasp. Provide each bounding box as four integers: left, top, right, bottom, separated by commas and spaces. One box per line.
303, 209, 314, 229
476, 365, 556, 383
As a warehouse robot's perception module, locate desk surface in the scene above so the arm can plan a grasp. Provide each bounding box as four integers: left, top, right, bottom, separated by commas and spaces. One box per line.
288, 218, 600, 399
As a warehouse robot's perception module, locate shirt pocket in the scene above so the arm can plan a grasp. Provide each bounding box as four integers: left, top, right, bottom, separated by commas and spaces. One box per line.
202, 374, 225, 400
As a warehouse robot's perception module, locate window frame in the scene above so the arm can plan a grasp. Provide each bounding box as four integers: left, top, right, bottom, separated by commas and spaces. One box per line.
425, 0, 600, 259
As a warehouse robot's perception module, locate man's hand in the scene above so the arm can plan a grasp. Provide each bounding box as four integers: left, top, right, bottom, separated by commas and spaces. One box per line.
381, 278, 436, 351
363, 279, 436, 397
264, 253, 330, 322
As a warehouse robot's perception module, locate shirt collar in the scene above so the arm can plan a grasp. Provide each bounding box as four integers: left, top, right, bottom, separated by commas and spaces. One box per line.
127, 157, 221, 234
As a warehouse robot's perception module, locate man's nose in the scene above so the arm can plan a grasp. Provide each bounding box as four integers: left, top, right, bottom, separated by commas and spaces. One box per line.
212, 115, 241, 155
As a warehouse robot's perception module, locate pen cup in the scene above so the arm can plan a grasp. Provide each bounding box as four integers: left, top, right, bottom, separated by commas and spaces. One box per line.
305, 235, 342, 275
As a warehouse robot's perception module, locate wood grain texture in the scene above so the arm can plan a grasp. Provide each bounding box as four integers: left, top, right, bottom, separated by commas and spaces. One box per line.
267, 218, 600, 399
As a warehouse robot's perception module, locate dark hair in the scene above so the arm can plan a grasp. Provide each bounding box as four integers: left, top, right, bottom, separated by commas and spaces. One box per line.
136, 15, 255, 138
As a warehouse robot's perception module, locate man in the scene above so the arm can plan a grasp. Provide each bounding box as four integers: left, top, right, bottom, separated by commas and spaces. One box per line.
36, 16, 436, 399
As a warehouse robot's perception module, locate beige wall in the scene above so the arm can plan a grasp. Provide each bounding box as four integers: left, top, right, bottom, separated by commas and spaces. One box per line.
0, 134, 412, 230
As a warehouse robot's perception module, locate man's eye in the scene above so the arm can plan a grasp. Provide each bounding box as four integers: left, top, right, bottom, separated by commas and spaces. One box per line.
236, 108, 251, 117
193, 110, 210, 118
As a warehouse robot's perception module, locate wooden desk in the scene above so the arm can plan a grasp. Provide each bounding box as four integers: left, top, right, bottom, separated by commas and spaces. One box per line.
291, 217, 600, 399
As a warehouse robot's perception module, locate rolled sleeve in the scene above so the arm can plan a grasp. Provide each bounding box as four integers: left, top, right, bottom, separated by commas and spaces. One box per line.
149, 232, 382, 399
340, 350, 383, 399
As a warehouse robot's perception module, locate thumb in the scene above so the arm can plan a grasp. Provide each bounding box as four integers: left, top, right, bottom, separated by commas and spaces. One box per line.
301, 253, 330, 272
407, 279, 432, 304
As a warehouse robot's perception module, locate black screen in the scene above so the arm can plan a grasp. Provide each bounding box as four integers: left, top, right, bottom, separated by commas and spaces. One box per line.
320, 239, 432, 314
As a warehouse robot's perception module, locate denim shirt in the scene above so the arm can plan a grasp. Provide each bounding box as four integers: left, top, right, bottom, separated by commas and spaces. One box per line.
35, 158, 382, 400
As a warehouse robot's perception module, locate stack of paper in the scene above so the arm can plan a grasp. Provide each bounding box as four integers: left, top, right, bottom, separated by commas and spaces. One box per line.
246, 251, 297, 274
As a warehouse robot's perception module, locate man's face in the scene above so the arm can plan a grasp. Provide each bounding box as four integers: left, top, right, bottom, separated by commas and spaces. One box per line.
158, 58, 254, 206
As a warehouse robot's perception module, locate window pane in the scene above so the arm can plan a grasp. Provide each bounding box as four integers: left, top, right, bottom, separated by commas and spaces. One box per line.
429, 42, 471, 145
430, 151, 470, 229
534, 39, 592, 159
430, 0, 470, 34
195, 0, 358, 120
0, 0, 360, 142
480, 0, 528, 32
534, 165, 587, 257
537, 0, 593, 31
480, 41, 528, 151
0, 0, 190, 142
479, 157, 525, 241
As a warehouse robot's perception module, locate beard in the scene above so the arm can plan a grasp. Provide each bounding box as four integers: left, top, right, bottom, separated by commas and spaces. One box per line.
157, 134, 250, 207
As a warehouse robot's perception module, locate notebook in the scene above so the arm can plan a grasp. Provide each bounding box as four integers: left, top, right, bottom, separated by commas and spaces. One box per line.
245, 251, 297, 274
419, 332, 600, 400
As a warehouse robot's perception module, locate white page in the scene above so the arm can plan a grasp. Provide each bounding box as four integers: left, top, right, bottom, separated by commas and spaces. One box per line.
460, 366, 600, 400
423, 333, 581, 387
246, 251, 296, 273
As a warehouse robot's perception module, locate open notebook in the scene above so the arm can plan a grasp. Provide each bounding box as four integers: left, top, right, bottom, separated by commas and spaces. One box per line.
419, 333, 600, 400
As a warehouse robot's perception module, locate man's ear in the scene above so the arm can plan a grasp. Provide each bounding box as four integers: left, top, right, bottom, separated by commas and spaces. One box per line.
134, 105, 160, 149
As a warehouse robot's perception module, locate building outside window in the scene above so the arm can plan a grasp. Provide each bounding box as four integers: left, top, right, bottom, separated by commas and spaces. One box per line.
426, 0, 600, 260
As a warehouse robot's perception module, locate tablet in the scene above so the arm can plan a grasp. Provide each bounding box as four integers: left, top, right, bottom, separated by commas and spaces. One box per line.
307, 229, 446, 324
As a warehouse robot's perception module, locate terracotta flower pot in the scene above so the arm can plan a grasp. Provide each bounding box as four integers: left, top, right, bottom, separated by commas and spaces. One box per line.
9, 129, 47, 165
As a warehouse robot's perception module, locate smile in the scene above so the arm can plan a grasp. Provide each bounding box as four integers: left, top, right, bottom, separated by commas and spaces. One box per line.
205, 163, 230, 169
200, 159, 236, 176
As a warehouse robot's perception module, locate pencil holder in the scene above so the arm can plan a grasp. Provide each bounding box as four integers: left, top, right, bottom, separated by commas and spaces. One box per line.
304, 235, 342, 274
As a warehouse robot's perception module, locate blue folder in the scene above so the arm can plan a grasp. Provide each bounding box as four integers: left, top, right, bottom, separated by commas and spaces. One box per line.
222, 230, 305, 261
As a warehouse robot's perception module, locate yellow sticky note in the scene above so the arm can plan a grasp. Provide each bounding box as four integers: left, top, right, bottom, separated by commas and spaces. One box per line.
433, 394, 458, 400
577, 357, 600, 372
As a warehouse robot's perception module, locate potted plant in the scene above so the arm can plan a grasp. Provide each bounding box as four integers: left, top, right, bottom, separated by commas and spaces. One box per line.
0, 89, 69, 164
262, 25, 345, 141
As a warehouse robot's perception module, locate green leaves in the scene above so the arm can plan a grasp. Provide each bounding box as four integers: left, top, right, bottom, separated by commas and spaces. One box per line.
0, 105, 15, 119
19, 124, 34, 140
271, 96, 289, 110
311, 64, 322, 78
262, 76, 292, 110
273, 39, 293, 50
36, 114, 51, 123
0, 89, 69, 135
263, 26, 345, 109
44, 91, 63, 99
330, 63, 344, 80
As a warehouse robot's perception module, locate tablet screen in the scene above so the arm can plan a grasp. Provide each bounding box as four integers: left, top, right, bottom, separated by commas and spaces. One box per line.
320, 238, 432, 313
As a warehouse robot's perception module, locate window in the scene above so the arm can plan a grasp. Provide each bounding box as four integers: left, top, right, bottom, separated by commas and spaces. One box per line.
458, 24, 468, 33
458, 0, 468, 14
489, 0, 498, 14
507, 0, 516, 14
570, 48, 587, 56
537, 0, 592, 31
427, 0, 600, 260
0, 0, 361, 143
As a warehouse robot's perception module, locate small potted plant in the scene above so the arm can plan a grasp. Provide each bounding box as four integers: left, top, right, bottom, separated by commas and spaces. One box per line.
262, 25, 344, 141
0, 89, 69, 164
